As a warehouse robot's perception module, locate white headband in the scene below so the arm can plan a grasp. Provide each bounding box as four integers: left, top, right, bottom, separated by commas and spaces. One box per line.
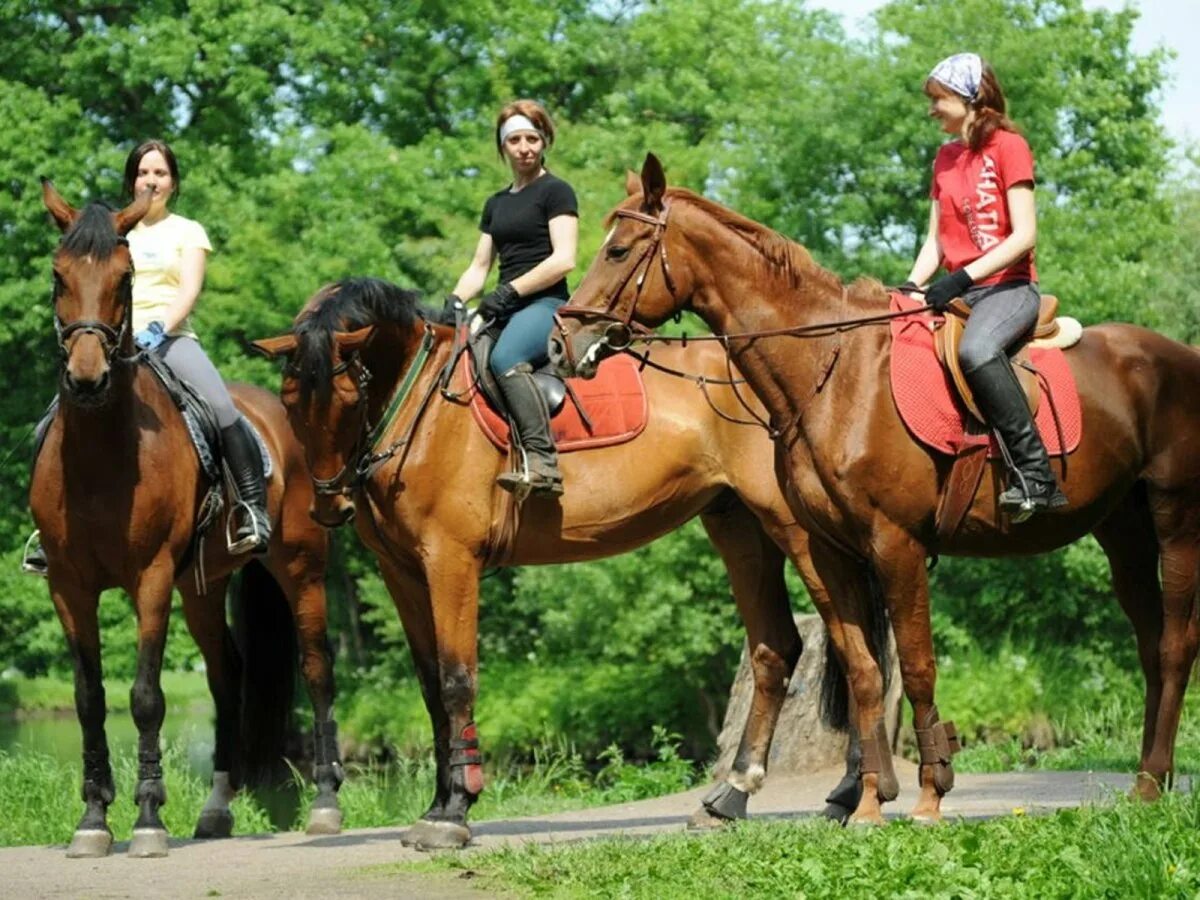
499, 114, 544, 144
929, 52, 983, 101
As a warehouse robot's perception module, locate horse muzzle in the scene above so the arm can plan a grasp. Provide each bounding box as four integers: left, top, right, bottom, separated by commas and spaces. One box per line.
310, 495, 356, 529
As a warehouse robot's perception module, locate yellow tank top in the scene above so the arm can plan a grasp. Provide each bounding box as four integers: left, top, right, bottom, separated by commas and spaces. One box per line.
128, 213, 212, 339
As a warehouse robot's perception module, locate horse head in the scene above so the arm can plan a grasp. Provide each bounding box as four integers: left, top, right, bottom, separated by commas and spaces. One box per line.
43, 179, 152, 405
550, 153, 694, 378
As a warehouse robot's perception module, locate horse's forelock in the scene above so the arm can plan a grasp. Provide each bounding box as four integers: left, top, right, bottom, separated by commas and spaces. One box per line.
60, 202, 123, 260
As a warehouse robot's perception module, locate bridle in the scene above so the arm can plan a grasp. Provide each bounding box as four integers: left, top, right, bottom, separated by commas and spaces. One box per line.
53, 238, 136, 366
553, 203, 677, 371
300, 351, 374, 498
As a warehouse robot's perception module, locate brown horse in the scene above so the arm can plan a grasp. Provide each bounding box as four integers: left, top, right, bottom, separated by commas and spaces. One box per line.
551, 155, 1200, 825
252, 277, 881, 849
32, 182, 344, 858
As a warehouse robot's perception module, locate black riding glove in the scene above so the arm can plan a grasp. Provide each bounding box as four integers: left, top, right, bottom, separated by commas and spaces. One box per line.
896, 280, 921, 295
478, 282, 520, 321
443, 292, 465, 321
923, 269, 974, 312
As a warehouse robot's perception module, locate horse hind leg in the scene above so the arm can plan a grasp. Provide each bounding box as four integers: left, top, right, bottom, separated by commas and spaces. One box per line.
690, 497, 801, 829
52, 579, 115, 858
180, 576, 241, 839
1093, 489, 1166, 801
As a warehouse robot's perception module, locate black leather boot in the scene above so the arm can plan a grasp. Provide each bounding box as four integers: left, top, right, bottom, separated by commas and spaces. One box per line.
965, 354, 1068, 523
495, 366, 563, 498
220, 418, 271, 554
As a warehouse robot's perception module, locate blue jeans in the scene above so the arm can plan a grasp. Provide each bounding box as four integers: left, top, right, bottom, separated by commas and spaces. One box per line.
489, 296, 567, 376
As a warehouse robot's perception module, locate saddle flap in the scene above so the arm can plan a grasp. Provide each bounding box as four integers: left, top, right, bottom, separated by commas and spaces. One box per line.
933, 300, 1040, 424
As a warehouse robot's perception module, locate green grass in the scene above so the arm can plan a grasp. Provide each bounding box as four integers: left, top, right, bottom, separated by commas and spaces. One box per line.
414, 793, 1200, 899
0, 670, 211, 715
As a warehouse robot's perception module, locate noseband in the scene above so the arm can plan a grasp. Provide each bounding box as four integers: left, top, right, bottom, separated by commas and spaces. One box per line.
553, 204, 677, 369
302, 352, 374, 498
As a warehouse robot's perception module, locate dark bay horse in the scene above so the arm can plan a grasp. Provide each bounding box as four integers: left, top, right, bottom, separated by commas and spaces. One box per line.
252, 278, 879, 849
32, 182, 344, 857
551, 155, 1200, 825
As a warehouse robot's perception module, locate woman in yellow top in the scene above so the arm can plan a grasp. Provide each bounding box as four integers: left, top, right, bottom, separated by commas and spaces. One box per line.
23, 140, 268, 573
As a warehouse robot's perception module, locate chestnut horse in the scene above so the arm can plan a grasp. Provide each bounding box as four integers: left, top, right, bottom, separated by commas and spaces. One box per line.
551, 155, 1200, 825
253, 278, 882, 849
32, 182, 344, 858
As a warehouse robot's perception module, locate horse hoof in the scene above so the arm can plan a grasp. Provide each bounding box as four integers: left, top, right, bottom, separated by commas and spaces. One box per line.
686, 806, 735, 830
404, 819, 470, 851
128, 827, 170, 858
194, 809, 234, 839
821, 802, 854, 825
66, 829, 113, 858
910, 813, 944, 826
306, 806, 343, 835
847, 813, 885, 828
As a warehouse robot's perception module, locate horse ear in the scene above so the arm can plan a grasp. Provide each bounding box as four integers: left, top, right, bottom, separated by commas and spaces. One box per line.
625, 169, 641, 197
250, 334, 299, 359
640, 153, 666, 213
334, 325, 376, 355
114, 188, 154, 236
41, 178, 78, 232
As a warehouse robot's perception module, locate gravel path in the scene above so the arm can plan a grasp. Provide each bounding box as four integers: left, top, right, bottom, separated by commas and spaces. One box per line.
2, 762, 1151, 899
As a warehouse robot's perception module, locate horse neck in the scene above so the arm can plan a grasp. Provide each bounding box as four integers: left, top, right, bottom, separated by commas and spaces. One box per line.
58, 363, 141, 450
686, 214, 865, 437
361, 320, 440, 424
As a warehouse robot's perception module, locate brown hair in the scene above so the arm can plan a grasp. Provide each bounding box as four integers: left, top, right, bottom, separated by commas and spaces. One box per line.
924, 61, 1017, 152
494, 99, 556, 156
123, 139, 181, 200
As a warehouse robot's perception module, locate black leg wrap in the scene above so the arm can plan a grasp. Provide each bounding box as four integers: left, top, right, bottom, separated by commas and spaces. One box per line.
701, 781, 750, 821
81, 749, 115, 805
137, 749, 164, 784
822, 771, 863, 822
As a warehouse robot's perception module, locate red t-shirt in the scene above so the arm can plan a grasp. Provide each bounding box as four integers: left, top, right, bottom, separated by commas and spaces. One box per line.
931, 129, 1037, 286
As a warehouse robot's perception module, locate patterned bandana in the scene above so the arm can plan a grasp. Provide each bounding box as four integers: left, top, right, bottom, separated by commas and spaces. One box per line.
929, 53, 983, 101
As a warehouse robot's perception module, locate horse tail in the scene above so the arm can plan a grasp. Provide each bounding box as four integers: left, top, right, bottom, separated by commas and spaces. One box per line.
231, 559, 297, 785
819, 563, 892, 732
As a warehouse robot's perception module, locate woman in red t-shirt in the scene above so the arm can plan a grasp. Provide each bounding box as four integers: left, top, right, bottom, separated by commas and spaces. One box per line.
904, 52, 1066, 521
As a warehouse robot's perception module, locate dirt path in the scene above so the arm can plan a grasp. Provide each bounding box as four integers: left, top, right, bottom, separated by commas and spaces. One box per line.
2, 763, 1148, 899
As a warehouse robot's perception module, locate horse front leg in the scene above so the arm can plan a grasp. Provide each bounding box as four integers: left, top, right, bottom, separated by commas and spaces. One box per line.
127, 559, 176, 857
50, 577, 114, 858
179, 576, 243, 839
690, 500, 801, 828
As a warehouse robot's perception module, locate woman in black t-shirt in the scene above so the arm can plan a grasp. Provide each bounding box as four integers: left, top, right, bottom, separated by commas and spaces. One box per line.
447, 99, 579, 498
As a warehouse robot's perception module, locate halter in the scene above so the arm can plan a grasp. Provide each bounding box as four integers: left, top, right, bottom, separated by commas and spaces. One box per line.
53, 237, 136, 366
553, 203, 676, 370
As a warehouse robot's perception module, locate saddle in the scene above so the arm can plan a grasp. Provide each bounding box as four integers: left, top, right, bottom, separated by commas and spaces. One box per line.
933, 294, 1068, 424
468, 328, 568, 421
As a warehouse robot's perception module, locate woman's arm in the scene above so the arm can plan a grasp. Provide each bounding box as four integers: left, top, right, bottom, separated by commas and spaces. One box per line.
906, 202, 943, 288
161, 247, 206, 333
508, 214, 577, 296
452, 233, 497, 301
960, 182, 1036, 282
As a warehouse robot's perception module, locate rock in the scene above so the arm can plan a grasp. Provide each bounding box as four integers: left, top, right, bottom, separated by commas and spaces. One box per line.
713, 614, 903, 778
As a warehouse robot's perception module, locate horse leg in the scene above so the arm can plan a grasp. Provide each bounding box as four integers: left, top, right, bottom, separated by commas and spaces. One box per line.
126, 561, 176, 858
689, 496, 801, 828
376, 561, 463, 849
1140, 490, 1200, 798
180, 576, 242, 839
1093, 490, 1165, 801
870, 532, 954, 823
271, 564, 344, 835
808, 537, 897, 826
51, 578, 114, 858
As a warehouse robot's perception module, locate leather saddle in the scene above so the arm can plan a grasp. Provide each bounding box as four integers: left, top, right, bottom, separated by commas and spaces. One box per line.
468, 327, 569, 420
933, 294, 1064, 425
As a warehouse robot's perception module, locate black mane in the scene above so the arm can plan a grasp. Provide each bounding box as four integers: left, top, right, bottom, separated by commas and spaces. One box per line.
61, 202, 121, 258
293, 277, 445, 404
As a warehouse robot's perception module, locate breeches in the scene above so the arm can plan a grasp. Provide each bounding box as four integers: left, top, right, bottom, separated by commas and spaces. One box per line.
958, 281, 1041, 373
489, 296, 568, 376
158, 336, 240, 428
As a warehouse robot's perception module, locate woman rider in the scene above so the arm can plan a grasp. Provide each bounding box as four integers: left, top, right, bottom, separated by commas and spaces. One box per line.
446, 99, 579, 498
905, 53, 1067, 521
23, 139, 269, 574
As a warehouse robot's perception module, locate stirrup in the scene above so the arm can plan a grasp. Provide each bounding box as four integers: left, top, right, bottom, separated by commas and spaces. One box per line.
999, 475, 1068, 524
21, 530, 48, 578
495, 447, 563, 500
225, 501, 269, 555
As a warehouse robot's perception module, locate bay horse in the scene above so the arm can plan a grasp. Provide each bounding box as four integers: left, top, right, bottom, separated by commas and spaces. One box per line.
32, 181, 344, 857
252, 277, 884, 849
551, 154, 1200, 825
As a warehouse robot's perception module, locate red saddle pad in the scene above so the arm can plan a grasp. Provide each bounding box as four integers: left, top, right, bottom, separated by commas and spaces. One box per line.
888, 292, 1082, 457
463, 352, 649, 453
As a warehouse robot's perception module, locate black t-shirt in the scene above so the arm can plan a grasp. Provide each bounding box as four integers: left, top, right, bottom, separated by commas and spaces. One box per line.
479, 172, 578, 302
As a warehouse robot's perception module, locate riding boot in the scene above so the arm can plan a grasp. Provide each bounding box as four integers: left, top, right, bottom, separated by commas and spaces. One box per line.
494, 366, 563, 498
964, 354, 1068, 523
220, 418, 272, 554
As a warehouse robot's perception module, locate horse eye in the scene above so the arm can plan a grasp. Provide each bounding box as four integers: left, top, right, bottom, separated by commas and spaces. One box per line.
606, 244, 630, 261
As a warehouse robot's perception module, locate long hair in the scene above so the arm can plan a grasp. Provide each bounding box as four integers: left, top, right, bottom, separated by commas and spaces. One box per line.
925, 61, 1018, 152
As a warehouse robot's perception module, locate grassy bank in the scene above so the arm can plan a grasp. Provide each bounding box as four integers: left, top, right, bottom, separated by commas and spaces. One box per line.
0, 670, 211, 716
414, 792, 1200, 898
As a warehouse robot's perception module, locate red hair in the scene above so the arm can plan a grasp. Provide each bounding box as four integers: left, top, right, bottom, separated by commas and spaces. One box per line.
924, 61, 1017, 152
494, 99, 556, 155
